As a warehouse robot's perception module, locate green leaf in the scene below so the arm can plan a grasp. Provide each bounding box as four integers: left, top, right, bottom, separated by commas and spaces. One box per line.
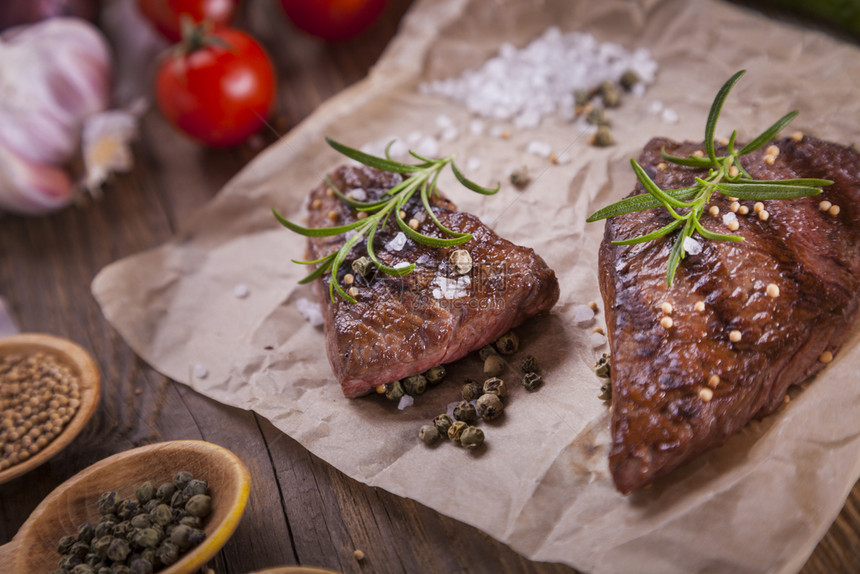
586, 186, 698, 222
612, 218, 684, 245
692, 218, 743, 242
408, 149, 438, 164
661, 150, 715, 168
631, 159, 693, 210
715, 182, 823, 200
705, 70, 746, 162
326, 137, 421, 174
365, 225, 416, 276
393, 198, 470, 247
273, 208, 365, 237
738, 111, 798, 155
742, 177, 832, 187
420, 181, 470, 238
325, 176, 389, 210
665, 220, 694, 286
296, 256, 334, 284
451, 161, 500, 195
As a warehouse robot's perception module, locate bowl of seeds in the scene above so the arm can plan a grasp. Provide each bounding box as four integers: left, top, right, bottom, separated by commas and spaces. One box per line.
0, 440, 251, 574
0, 333, 101, 485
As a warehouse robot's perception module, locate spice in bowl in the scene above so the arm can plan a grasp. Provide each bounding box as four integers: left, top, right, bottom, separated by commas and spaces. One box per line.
54, 472, 213, 574
0, 352, 81, 471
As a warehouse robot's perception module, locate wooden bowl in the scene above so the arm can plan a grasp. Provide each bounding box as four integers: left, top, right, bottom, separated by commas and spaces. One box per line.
249, 568, 341, 574
0, 440, 251, 574
0, 333, 101, 485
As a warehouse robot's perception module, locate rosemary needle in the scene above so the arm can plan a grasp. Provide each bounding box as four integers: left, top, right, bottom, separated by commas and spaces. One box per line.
587, 70, 831, 286
274, 137, 499, 303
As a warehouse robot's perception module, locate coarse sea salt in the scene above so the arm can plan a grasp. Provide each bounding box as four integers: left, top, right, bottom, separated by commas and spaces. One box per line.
432, 275, 471, 300
420, 27, 657, 127
683, 236, 702, 255
573, 304, 595, 323
233, 284, 249, 299
296, 297, 324, 327
347, 188, 367, 201
193, 364, 208, 379
398, 395, 414, 410
590, 332, 608, 348
722, 212, 738, 225
385, 231, 408, 252
527, 140, 553, 158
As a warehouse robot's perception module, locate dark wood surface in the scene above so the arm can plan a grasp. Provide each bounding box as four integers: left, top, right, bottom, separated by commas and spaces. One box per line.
1, 1, 859, 572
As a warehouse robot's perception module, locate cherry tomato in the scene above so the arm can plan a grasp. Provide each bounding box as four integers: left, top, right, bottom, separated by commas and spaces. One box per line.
278, 0, 386, 42
137, 0, 237, 42
156, 28, 276, 147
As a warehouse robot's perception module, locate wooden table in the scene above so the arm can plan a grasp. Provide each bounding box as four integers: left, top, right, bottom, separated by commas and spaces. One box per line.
1, 1, 858, 572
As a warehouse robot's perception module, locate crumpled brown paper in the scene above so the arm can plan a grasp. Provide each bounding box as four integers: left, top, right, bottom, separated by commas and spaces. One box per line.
92, 0, 860, 572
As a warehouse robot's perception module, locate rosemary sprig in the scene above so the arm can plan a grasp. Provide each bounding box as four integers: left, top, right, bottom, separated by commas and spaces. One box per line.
587, 70, 832, 286
274, 137, 500, 302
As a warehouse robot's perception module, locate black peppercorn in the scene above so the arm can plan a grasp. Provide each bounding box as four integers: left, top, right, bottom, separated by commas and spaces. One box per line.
135, 482, 155, 505
155, 541, 180, 567
182, 479, 208, 498
453, 401, 477, 423
172, 471, 193, 491
97, 492, 119, 516
155, 482, 175, 502
185, 494, 212, 518
58, 535, 77, 555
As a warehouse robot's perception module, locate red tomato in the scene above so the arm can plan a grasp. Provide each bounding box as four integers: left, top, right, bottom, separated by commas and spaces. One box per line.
137, 0, 237, 42
156, 28, 276, 147
278, 0, 386, 42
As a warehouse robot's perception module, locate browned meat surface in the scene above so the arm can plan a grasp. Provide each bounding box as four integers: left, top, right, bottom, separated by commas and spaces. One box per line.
600, 136, 860, 494
306, 165, 559, 398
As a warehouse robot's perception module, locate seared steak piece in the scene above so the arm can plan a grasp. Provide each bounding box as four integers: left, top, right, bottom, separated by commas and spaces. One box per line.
600, 135, 860, 494
305, 165, 559, 398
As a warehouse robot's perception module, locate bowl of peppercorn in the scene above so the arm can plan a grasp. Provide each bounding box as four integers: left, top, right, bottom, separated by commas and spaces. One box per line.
0, 333, 101, 485
0, 440, 251, 574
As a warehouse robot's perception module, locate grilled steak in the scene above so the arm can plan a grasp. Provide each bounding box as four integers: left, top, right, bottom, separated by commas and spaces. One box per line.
600, 135, 860, 494
306, 165, 559, 398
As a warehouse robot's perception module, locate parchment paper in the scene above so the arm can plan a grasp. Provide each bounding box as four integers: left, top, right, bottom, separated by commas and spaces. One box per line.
92, 1, 860, 572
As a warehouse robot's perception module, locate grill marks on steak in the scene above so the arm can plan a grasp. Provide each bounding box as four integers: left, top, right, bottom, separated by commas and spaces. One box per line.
305, 165, 559, 398
600, 136, 860, 494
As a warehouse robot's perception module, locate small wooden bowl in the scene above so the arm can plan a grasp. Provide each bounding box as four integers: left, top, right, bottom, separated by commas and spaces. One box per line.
0, 440, 251, 574
0, 333, 101, 485
249, 568, 340, 574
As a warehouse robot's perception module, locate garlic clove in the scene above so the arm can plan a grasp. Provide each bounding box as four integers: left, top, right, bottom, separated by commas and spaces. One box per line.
0, 18, 111, 165
0, 139, 73, 215
80, 100, 146, 195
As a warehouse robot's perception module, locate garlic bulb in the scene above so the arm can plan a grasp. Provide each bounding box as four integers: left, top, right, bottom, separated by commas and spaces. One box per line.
0, 17, 111, 215
0, 18, 111, 165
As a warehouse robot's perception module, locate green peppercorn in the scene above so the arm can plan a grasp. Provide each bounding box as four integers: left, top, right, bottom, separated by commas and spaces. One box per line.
599, 80, 620, 108
92, 536, 112, 559
447, 420, 468, 442
574, 90, 590, 107
93, 521, 115, 540
520, 355, 538, 374
150, 504, 172, 526
483, 377, 507, 400
116, 499, 139, 520
586, 106, 607, 126
351, 256, 373, 277
483, 354, 505, 377
509, 167, 531, 190
79, 522, 95, 544
418, 424, 440, 445
59, 535, 77, 555
106, 538, 131, 563
169, 524, 194, 550
110, 565, 131, 574
131, 528, 160, 550
424, 365, 446, 385
51, 569, 67, 574
522, 372, 543, 391
142, 500, 159, 514
97, 492, 119, 516
178, 515, 201, 528
476, 393, 504, 421
185, 494, 212, 518
170, 490, 187, 509
478, 346, 497, 361
494, 331, 519, 355
384, 380, 404, 401
129, 514, 151, 530
182, 479, 208, 498
461, 378, 483, 402
155, 541, 180, 567
84, 553, 100, 567
133, 482, 154, 505
459, 426, 485, 449
113, 521, 132, 540
594, 353, 611, 379
155, 482, 175, 502
620, 70, 640, 91
128, 558, 152, 574
592, 125, 614, 147
59, 554, 82, 570
72, 564, 95, 574
599, 380, 612, 403
70, 541, 90, 559
402, 374, 427, 395
453, 401, 477, 423
433, 414, 453, 437
172, 471, 193, 491
98, 567, 111, 574
187, 528, 205, 547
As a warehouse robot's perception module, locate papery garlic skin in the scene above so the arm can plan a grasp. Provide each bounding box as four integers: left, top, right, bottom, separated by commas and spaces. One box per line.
0, 139, 73, 215
0, 17, 111, 166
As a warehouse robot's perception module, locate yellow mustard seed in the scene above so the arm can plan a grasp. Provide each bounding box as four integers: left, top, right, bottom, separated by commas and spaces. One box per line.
348, 287, 360, 298
692, 150, 705, 158
709, 205, 720, 217
766, 144, 780, 157
727, 220, 740, 231
694, 301, 706, 312
819, 351, 833, 364
327, 210, 339, 222
708, 374, 721, 388
657, 162, 668, 171
660, 316, 674, 329
791, 131, 804, 142
759, 210, 770, 221
728, 165, 739, 178
311, 198, 322, 210
766, 283, 780, 298
738, 205, 749, 215
344, 274, 355, 285
661, 302, 673, 315
730, 202, 740, 213
754, 202, 765, 213
829, 204, 841, 216
729, 330, 742, 343
408, 218, 420, 230
764, 154, 776, 165
698, 387, 714, 402
819, 200, 832, 211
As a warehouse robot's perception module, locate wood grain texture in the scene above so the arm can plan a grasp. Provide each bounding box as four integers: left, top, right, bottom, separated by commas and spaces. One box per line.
0, 0, 858, 572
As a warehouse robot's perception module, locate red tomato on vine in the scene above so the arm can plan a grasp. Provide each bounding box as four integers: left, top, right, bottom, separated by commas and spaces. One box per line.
278, 0, 386, 42
155, 26, 276, 147
138, 0, 238, 42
